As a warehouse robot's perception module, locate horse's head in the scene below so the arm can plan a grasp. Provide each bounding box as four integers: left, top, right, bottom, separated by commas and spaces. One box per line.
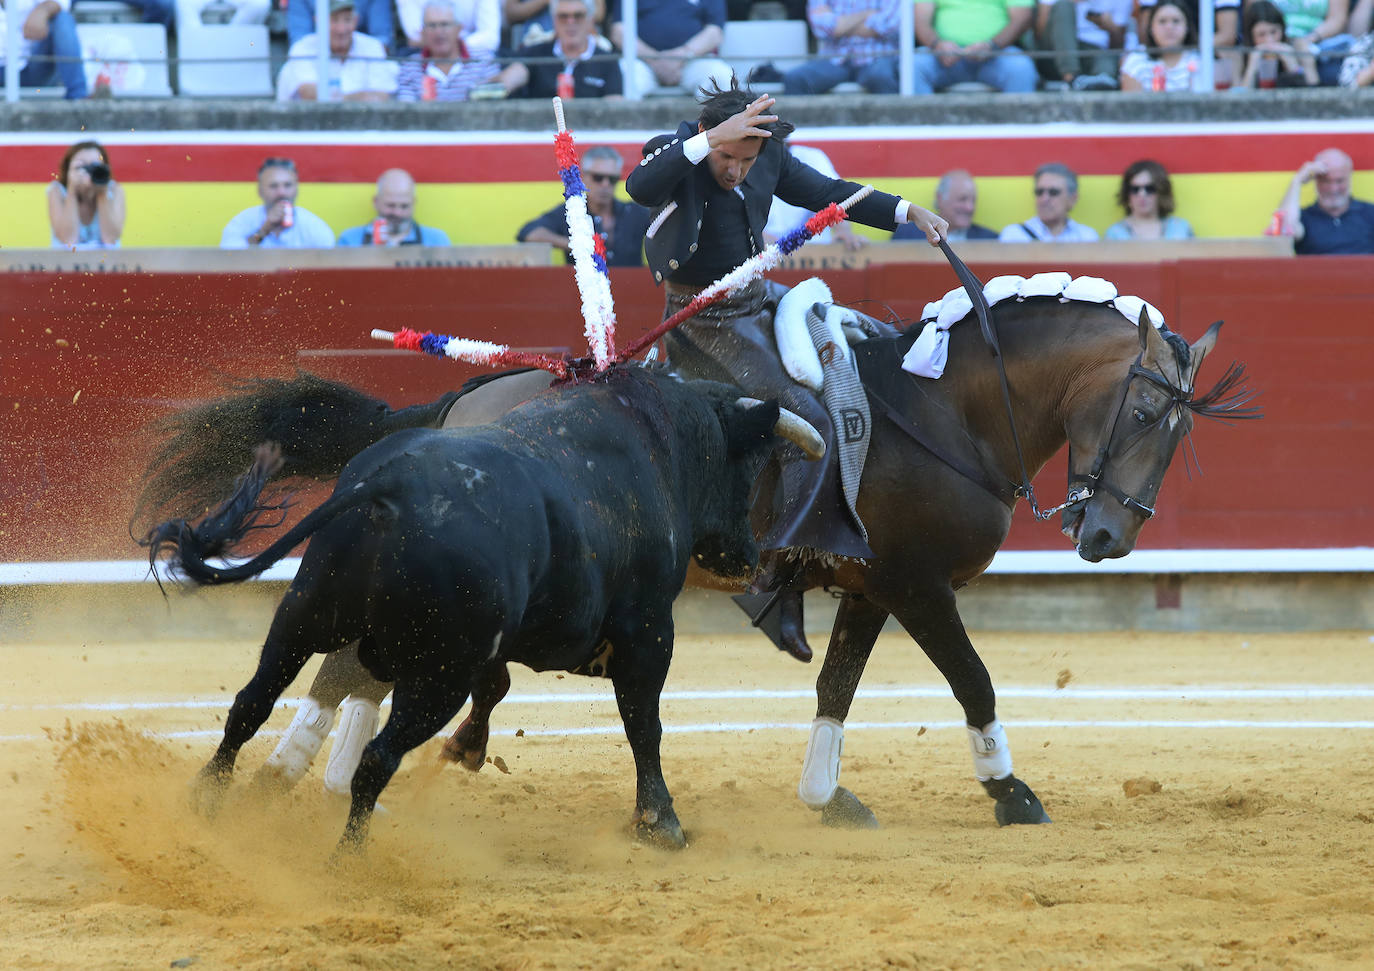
1062, 310, 1254, 562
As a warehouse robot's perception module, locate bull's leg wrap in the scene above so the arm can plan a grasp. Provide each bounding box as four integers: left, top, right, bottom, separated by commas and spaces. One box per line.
323, 697, 382, 796
798, 716, 844, 809
967, 718, 1013, 782
260, 697, 335, 787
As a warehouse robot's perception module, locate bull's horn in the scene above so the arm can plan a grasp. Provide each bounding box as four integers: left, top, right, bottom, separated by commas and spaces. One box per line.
736, 397, 826, 461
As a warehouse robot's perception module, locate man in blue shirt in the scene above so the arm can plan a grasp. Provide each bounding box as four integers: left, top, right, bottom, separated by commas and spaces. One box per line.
337, 169, 452, 247
220, 157, 336, 249
1275, 148, 1374, 256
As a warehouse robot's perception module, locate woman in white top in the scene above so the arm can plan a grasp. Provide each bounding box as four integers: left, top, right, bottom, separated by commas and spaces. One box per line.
47, 141, 126, 250
1119, 1, 1202, 91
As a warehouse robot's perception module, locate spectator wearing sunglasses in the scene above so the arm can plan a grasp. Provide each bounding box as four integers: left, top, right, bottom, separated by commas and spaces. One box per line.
998, 162, 1099, 243
1105, 159, 1193, 240
507, 0, 623, 98
516, 145, 652, 266
221, 157, 336, 249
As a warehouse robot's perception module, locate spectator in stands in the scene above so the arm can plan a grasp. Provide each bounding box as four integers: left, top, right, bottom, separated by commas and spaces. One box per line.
2, 0, 88, 99
895, 168, 997, 241
911, 0, 1040, 94
764, 144, 869, 250
998, 162, 1099, 242
396, 0, 504, 53
337, 169, 453, 246
1119, 1, 1202, 91
277, 0, 399, 101
507, 0, 623, 98
1338, 0, 1374, 86
1035, 0, 1133, 90
517, 145, 652, 266
288, 0, 392, 48
1272, 147, 1374, 254
396, 0, 514, 100
1135, 0, 1241, 66
1239, 2, 1319, 87
500, 0, 601, 48
781, 0, 900, 95
1264, 0, 1353, 84
1104, 159, 1194, 240
221, 157, 336, 249
47, 141, 124, 249
608, 0, 733, 95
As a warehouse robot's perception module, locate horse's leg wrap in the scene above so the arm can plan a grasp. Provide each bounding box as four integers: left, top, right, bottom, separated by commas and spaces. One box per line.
798, 716, 844, 809
967, 718, 1013, 782
260, 697, 335, 787
323, 696, 381, 796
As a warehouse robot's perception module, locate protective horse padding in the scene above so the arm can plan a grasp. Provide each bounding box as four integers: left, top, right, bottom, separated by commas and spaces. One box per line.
902, 273, 1166, 379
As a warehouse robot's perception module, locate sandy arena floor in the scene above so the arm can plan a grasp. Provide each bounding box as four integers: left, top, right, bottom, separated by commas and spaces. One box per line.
2, 621, 1372, 970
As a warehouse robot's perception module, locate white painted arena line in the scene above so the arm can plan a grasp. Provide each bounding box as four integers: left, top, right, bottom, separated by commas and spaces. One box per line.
4, 718, 1373, 745
4, 684, 1373, 713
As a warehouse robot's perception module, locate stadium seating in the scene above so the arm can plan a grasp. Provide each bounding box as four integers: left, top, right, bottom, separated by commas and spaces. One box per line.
719, 19, 810, 81
176, 24, 275, 97
75, 22, 174, 97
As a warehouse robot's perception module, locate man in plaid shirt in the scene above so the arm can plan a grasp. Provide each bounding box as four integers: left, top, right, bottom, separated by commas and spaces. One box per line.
783, 0, 901, 93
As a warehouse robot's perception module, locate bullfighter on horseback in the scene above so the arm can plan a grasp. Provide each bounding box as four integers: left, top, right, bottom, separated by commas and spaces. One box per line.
624, 77, 948, 661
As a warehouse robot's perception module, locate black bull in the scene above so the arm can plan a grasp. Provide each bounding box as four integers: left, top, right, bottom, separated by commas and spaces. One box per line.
144, 368, 821, 851
140, 296, 1254, 830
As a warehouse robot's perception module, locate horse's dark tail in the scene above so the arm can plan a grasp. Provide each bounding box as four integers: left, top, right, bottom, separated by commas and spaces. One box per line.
134, 372, 457, 532
141, 442, 380, 587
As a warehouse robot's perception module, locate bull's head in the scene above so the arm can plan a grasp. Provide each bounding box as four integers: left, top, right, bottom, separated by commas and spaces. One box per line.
1063, 311, 1257, 562
691, 396, 824, 580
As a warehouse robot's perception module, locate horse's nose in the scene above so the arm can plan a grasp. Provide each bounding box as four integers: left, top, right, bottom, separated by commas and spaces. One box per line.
1080, 527, 1118, 562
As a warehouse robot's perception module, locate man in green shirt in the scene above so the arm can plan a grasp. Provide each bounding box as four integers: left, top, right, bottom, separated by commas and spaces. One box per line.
912, 0, 1040, 92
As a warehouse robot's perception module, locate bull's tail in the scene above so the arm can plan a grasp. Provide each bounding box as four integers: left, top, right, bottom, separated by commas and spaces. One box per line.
141, 443, 381, 587
134, 371, 457, 532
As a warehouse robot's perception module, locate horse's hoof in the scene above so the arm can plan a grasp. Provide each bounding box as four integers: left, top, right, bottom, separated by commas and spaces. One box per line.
821, 786, 880, 830
633, 807, 688, 850
187, 766, 230, 818
983, 776, 1052, 826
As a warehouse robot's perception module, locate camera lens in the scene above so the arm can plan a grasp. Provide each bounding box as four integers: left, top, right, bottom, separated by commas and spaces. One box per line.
86, 162, 112, 186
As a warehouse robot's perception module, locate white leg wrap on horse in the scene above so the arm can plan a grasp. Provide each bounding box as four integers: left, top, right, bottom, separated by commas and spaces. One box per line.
798, 717, 844, 809
261, 697, 335, 786
323, 697, 381, 796
967, 719, 1013, 782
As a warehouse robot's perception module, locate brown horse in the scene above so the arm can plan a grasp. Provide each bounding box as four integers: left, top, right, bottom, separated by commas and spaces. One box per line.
139, 288, 1255, 830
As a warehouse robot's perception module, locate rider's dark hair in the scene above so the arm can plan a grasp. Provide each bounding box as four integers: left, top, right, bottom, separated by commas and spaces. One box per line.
696, 76, 795, 142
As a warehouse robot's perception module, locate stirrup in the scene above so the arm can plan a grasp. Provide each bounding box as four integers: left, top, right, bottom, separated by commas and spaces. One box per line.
731, 588, 813, 662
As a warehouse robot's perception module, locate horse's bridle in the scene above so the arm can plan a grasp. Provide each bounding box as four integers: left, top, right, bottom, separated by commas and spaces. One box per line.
937, 241, 1188, 524
1062, 356, 1193, 522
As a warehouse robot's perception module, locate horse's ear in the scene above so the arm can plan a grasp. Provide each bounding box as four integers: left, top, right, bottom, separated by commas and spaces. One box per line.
1136, 307, 1168, 357
1188, 320, 1223, 386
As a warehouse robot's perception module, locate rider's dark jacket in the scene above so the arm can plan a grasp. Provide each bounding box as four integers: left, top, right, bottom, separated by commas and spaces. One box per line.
625, 121, 906, 286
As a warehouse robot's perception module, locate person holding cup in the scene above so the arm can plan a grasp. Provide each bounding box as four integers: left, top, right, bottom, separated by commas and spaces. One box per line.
1240, 1, 1319, 87
336, 169, 452, 247
47, 141, 125, 250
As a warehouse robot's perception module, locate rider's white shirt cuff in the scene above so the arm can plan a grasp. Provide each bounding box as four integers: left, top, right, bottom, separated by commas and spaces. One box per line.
895, 199, 914, 222
684, 132, 711, 165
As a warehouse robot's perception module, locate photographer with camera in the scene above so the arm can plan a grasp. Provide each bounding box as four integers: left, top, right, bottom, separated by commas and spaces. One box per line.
47, 141, 125, 250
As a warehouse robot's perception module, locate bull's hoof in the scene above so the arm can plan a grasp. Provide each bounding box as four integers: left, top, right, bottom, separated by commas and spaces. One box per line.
983, 776, 1052, 826
821, 786, 880, 830
633, 807, 688, 850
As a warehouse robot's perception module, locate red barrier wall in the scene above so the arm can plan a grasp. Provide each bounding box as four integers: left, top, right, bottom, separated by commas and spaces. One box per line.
3, 257, 1370, 562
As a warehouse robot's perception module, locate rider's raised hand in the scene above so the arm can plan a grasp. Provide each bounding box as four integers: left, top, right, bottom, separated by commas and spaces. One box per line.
706, 94, 779, 148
